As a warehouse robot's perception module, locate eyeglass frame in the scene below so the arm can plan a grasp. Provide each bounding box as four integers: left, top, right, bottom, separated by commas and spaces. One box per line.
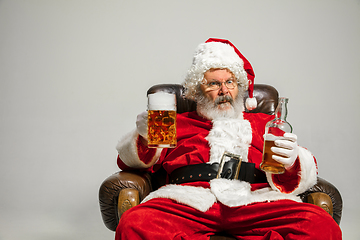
201, 78, 238, 91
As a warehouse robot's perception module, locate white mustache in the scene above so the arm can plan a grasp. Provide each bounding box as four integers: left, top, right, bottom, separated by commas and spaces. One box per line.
215, 95, 233, 105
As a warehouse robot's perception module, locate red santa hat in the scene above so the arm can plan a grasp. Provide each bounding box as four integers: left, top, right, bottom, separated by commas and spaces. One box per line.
184, 38, 257, 110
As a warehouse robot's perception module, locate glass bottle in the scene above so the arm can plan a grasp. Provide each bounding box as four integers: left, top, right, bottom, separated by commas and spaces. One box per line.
260, 97, 292, 174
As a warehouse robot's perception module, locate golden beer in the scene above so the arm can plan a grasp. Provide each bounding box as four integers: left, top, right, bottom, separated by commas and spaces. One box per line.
261, 97, 292, 174
260, 139, 285, 174
147, 110, 176, 148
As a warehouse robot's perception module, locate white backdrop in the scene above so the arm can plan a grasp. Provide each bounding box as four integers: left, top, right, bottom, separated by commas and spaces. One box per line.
0, 0, 359, 239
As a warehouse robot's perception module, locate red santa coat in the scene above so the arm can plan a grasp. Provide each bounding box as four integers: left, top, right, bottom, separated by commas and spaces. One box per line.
116, 111, 318, 212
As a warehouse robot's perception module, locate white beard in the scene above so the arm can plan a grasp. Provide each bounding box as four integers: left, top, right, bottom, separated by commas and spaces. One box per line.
196, 92, 245, 120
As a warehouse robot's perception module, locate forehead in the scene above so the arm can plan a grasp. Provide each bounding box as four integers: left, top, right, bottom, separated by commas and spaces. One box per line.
204, 68, 234, 80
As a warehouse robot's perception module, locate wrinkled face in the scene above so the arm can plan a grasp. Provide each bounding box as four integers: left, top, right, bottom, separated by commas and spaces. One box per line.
200, 69, 239, 111
196, 68, 244, 120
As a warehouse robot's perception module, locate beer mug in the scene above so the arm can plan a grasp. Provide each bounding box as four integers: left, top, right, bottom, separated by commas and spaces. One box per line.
147, 91, 177, 148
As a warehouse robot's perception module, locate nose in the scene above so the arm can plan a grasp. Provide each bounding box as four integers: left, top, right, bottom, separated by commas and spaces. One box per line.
219, 82, 229, 95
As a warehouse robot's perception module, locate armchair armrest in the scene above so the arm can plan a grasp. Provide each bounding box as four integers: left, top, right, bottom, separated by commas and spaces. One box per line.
299, 177, 343, 225
99, 171, 152, 231
99, 173, 343, 231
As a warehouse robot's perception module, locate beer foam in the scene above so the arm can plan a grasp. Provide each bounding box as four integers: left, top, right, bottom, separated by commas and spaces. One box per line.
148, 92, 176, 110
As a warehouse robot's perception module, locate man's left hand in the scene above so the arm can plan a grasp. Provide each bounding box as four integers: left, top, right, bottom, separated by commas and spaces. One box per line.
271, 133, 299, 169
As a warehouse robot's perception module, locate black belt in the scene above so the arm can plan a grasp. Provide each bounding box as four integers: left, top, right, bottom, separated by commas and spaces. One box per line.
169, 159, 267, 184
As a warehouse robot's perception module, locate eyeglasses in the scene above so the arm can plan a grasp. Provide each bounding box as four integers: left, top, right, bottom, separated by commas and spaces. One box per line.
202, 79, 237, 91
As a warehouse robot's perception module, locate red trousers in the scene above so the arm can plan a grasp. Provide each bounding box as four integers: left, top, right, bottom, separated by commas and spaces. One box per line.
115, 198, 341, 240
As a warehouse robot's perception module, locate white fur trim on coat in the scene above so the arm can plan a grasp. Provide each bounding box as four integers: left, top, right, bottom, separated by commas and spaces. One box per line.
141, 179, 301, 212
141, 184, 217, 212
266, 146, 317, 195
116, 129, 162, 168
210, 178, 301, 207
206, 117, 252, 164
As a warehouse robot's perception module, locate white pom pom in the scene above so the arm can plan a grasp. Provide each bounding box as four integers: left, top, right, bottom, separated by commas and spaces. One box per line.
245, 97, 257, 110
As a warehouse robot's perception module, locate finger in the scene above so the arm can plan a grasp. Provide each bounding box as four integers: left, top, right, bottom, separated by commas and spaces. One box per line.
136, 121, 147, 129
137, 111, 148, 120
137, 112, 148, 124
272, 154, 292, 166
271, 146, 293, 158
274, 139, 296, 150
283, 133, 297, 142
141, 111, 148, 120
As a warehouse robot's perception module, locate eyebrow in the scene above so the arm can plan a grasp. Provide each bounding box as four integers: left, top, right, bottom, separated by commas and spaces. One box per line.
208, 77, 235, 82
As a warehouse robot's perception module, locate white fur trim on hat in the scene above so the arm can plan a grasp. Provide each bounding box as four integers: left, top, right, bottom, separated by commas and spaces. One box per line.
245, 97, 257, 111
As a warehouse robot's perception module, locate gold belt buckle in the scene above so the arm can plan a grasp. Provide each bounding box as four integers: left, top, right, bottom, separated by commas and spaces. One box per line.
216, 151, 243, 179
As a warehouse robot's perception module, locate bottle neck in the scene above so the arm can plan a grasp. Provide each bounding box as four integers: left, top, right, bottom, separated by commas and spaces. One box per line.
275, 98, 289, 121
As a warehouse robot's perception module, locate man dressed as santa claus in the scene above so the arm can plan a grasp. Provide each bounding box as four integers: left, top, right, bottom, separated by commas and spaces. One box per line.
115, 38, 341, 239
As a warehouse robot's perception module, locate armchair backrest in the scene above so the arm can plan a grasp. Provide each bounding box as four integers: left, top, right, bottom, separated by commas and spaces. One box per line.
147, 84, 279, 115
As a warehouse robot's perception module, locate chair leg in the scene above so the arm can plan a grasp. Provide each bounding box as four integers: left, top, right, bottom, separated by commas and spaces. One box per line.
117, 188, 140, 218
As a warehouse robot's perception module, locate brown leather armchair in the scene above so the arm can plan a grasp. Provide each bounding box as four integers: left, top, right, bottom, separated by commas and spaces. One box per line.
99, 84, 342, 239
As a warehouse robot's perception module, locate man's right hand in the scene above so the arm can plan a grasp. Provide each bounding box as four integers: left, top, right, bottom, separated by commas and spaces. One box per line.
136, 111, 148, 140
